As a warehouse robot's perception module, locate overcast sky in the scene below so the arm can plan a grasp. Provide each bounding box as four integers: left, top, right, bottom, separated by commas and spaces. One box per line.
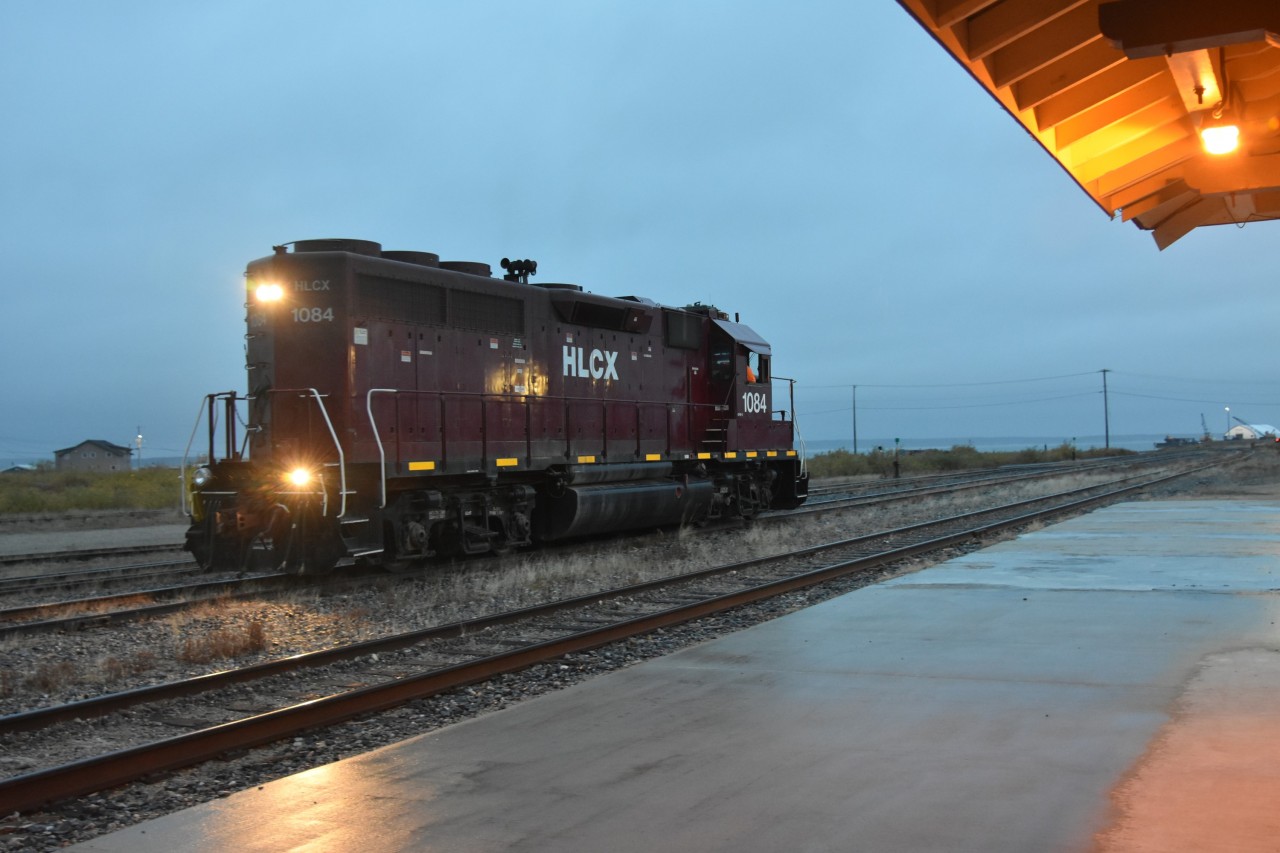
2, 1, 1276, 463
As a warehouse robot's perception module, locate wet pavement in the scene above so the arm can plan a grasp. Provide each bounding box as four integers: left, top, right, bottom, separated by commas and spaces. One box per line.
70, 500, 1280, 852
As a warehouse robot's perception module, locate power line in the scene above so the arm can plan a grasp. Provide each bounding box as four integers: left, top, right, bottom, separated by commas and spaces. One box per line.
1113, 370, 1280, 388
799, 392, 1098, 414
1113, 390, 1280, 408
805, 370, 1098, 390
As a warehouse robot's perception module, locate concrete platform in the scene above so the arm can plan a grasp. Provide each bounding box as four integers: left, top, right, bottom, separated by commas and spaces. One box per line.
72, 501, 1280, 852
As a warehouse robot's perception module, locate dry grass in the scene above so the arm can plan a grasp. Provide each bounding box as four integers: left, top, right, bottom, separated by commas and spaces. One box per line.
99, 650, 157, 682
26, 660, 78, 693
360, 514, 849, 635
334, 606, 373, 635
177, 621, 268, 664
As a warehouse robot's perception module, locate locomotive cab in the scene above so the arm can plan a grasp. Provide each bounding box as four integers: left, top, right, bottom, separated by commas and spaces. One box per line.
706, 317, 782, 448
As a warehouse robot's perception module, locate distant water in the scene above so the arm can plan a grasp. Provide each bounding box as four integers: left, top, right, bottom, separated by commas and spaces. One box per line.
800, 435, 1173, 456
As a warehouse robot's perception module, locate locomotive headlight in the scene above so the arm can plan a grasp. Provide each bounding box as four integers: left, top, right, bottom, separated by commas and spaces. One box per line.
285, 467, 313, 487
254, 282, 285, 303
192, 466, 213, 487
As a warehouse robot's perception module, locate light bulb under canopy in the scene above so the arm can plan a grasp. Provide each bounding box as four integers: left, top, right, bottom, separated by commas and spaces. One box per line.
1200, 107, 1239, 155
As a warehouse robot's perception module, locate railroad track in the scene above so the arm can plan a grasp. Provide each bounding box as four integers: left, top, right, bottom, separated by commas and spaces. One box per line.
783, 452, 1205, 517
0, 559, 199, 598
0, 452, 1214, 638
0, 542, 185, 570
796, 466, 1088, 515
0, 455, 1220, 815
804, 459, 1081, 497
0, 571, 349, 639
803, 449, 1206, 501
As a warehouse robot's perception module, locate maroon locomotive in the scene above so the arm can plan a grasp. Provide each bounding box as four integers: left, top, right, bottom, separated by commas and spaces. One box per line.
183, 239, 807, 574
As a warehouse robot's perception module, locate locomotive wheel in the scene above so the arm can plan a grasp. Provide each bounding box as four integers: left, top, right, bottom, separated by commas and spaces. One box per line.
380, 518, 429, 573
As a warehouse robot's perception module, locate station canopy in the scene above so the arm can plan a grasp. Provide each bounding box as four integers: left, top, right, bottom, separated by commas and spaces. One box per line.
898, 0, 1280, 248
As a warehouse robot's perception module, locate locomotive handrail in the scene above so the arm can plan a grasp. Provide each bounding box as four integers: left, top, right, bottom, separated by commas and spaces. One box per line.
263, 387, 351, 518
179, 395, 213, 517
300, 388, 348, 518
773, 376, 806, 473
367, 388, 397, 508
361, 386, 796, 415
180, 392, 242, 517
363, 387, 796, 479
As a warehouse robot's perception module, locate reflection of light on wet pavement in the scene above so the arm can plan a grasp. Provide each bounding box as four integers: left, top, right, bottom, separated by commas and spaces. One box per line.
1094, 648, 1280, 852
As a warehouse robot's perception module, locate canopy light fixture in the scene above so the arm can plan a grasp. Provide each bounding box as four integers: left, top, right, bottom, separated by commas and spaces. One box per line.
1200, 103, 1240, 155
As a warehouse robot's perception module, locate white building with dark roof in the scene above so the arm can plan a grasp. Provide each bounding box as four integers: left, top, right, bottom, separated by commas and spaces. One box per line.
54, 439, 133, 472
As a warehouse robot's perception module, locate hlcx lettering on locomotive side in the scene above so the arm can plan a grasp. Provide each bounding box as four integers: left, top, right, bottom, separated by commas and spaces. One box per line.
562, 345, 619, 380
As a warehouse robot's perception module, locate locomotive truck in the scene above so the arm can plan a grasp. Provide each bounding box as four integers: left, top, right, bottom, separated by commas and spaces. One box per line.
183, 239, 808, 574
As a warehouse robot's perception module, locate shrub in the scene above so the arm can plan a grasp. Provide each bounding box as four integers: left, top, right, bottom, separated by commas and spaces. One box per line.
806, 443, 1133, 479
100, 650, 158, 682
26, 661, 78, 693
178, 621, 269, 663
0, 467, 181, 513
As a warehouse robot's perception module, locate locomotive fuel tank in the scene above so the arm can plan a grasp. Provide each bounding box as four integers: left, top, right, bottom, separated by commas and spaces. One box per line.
535, 479, 716, 541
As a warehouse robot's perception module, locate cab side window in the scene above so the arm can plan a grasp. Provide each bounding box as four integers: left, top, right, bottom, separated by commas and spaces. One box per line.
711, 344, 732, 382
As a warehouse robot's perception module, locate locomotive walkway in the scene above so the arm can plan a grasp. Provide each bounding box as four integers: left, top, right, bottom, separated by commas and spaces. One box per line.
68, 497, 1280, 852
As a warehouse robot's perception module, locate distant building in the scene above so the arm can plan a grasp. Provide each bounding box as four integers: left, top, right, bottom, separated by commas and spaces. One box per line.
2, 464, 36, 474
54, 439, 133, 472
1226, 424, 1278, 441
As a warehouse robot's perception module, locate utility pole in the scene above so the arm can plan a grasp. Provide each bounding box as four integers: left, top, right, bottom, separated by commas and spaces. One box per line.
851, 385, 858, 454
1101, 369, 1110, 450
